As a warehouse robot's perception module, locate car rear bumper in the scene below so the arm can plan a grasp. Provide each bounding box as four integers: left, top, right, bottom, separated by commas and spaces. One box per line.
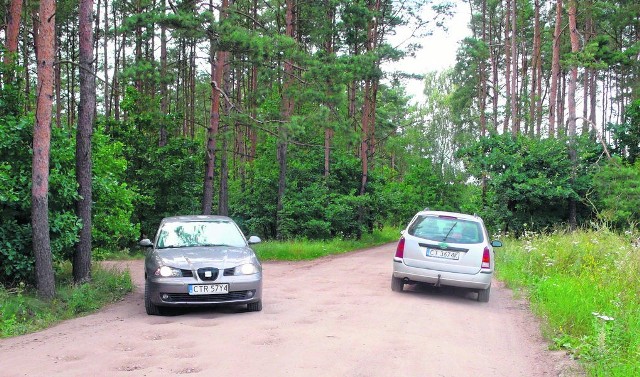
146, 275, 262, 307
393, 259, 491, 290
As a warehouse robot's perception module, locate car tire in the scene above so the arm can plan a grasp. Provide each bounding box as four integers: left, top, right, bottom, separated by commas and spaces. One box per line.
391, 276, 404, 292
145, 280, 165, 316
477, 285, 491, 303
247, 300, 262, 312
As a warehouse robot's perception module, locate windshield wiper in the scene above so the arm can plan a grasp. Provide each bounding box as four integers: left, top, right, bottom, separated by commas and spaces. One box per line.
443, 222, 458, 242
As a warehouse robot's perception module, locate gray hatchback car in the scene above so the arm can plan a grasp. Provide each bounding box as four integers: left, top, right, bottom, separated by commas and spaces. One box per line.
140, 215, 263, 315
392, 210, 502, 302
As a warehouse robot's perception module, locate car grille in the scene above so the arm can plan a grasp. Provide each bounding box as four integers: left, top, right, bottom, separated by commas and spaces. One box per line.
164, 290, 253, 302
197, 267, 219, 281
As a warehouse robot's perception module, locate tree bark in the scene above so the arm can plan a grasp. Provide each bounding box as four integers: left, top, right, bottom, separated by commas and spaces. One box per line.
159, 0, 168, 146
549, 0, 562, 137
510, 0, 518, 135
4, 0, 23, 84
503, 0, 511, 134
530, 0, 541, 136
32, 0, 56, 300
567, 0, 579, 230
74, 0, 96, 284
203, 0, 228, 215
277, 0, 295, 238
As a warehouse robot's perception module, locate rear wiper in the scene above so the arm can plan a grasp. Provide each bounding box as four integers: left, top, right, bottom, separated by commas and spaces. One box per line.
443, 222, 457, 241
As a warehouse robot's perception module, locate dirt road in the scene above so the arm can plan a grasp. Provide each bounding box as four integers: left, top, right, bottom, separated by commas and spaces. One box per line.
0, 244, 582, 377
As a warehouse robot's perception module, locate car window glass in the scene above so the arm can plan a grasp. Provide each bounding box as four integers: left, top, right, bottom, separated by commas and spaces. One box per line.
156, 221, 246, 248
408, 216, 484, 244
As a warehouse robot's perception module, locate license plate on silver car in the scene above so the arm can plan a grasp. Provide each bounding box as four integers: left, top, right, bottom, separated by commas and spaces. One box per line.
426, 248, 460, 260
188, 284, 229, 295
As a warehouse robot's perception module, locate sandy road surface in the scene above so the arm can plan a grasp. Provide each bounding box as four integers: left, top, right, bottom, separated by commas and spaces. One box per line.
0, 243, 582, 377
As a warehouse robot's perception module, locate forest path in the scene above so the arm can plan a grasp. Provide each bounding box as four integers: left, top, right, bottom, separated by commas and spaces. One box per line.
0, 243, 583, 376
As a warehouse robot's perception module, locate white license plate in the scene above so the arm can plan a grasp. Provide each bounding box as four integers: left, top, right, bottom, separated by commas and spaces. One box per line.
188, 284, 229, 295
426, 248, 460, 260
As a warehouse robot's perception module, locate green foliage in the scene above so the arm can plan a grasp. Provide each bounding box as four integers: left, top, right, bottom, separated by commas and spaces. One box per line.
92, 129, 140, 250
590, 157, 640, 228
252, 226, 400, 261
497, 229, 640, 376
0, 263, 133, 337
609, 99, 640, 163
458, 134, 599, 234
0, 114, 82, 285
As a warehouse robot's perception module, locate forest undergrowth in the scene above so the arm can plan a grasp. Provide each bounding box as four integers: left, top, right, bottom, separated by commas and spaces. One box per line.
497, 227, 640, 376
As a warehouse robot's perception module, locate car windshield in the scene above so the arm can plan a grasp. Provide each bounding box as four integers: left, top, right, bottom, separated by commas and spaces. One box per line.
155, 221, 246, 249
408, 215, 484, 244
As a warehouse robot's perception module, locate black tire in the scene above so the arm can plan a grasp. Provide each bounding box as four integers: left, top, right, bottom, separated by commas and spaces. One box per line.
247, 300, 262, 312
391, 276, 404, 292
477, 285, 491, 303
145, 280, 165, 315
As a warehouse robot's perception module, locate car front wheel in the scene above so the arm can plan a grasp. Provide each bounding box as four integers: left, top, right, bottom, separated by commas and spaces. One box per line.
145, 280, 166, 315
391, 276, 404, 292
477, 285, 491, 303
247, 300, 262, 312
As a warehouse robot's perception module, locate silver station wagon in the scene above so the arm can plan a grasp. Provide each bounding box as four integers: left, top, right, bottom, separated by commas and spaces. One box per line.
140, 215, 263, 315
392, 210, 502, 302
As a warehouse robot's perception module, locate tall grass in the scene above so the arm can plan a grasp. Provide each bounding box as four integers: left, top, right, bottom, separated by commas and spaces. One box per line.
496, 228, 640, 376
0, 262, 133, 338
253, 226, 400, 260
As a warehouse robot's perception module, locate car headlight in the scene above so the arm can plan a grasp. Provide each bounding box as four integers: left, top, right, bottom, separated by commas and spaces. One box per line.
154, 266, 183, 277
234, 263, 259, 275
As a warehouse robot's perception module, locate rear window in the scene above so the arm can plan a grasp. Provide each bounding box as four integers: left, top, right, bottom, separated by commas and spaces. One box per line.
407, 215, 484, 244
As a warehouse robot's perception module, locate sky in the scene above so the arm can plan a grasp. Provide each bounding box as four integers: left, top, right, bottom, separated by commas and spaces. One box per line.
386, 2, 472, 104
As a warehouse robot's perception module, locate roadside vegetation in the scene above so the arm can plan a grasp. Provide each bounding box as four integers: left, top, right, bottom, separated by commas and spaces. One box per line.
0, 263, 133, 338
253, 226, 400, 260
497, 228, 640, 376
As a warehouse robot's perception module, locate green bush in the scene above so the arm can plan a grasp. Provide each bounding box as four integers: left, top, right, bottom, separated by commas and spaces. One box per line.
497, 229, 640, 375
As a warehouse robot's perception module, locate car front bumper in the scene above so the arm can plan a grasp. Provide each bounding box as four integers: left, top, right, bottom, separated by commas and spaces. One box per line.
393, 258, 491, 290
146, 274, 262, 307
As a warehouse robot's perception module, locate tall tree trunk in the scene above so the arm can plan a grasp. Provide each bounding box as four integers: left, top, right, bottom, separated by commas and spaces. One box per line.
503, 0, 511, 134
567, 0, 579, 230
324, 0, 335, 177
530, 0, 541, 136
277, 0, 295, 238
203, 0, 228, 215
74, 0, 96, 284
4, 0, 23, 84
549, 0, 562, 137
159, 0, 168, 146
510, 0, 518, 135
32, 0, 56, 300
103, 0, 110, 118
479, 0, 487, 137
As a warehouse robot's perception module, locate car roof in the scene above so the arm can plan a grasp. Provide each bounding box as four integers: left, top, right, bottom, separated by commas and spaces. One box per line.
416, 210, 483, 223
160, 215, 234, 224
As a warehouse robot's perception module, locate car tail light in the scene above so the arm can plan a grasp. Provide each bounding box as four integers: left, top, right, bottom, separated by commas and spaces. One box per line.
395, 238, 405, 258
481, 247, 491, 269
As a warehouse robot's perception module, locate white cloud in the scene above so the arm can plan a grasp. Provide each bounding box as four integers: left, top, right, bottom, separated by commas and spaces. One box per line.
385, 3, 471, 103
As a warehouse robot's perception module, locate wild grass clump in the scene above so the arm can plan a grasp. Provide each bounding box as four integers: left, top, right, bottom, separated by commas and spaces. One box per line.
253, 226, 400, 260
497, 228, 640, 376
0, 262, 133, 338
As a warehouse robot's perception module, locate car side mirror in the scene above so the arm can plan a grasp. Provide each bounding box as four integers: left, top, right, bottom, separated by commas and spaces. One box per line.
139, 238, 153, 247
491, 240, 503, 248
248, 236, 262, 245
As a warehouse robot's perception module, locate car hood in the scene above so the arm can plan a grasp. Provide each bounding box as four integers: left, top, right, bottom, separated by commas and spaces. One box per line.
148, 246, 258, 270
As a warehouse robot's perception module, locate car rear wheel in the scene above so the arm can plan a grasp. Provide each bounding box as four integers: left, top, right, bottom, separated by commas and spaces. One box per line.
247, 300, 262, 312
391, 276, 404, 292
477, 285, 491, 303
145, 280, 166, 316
